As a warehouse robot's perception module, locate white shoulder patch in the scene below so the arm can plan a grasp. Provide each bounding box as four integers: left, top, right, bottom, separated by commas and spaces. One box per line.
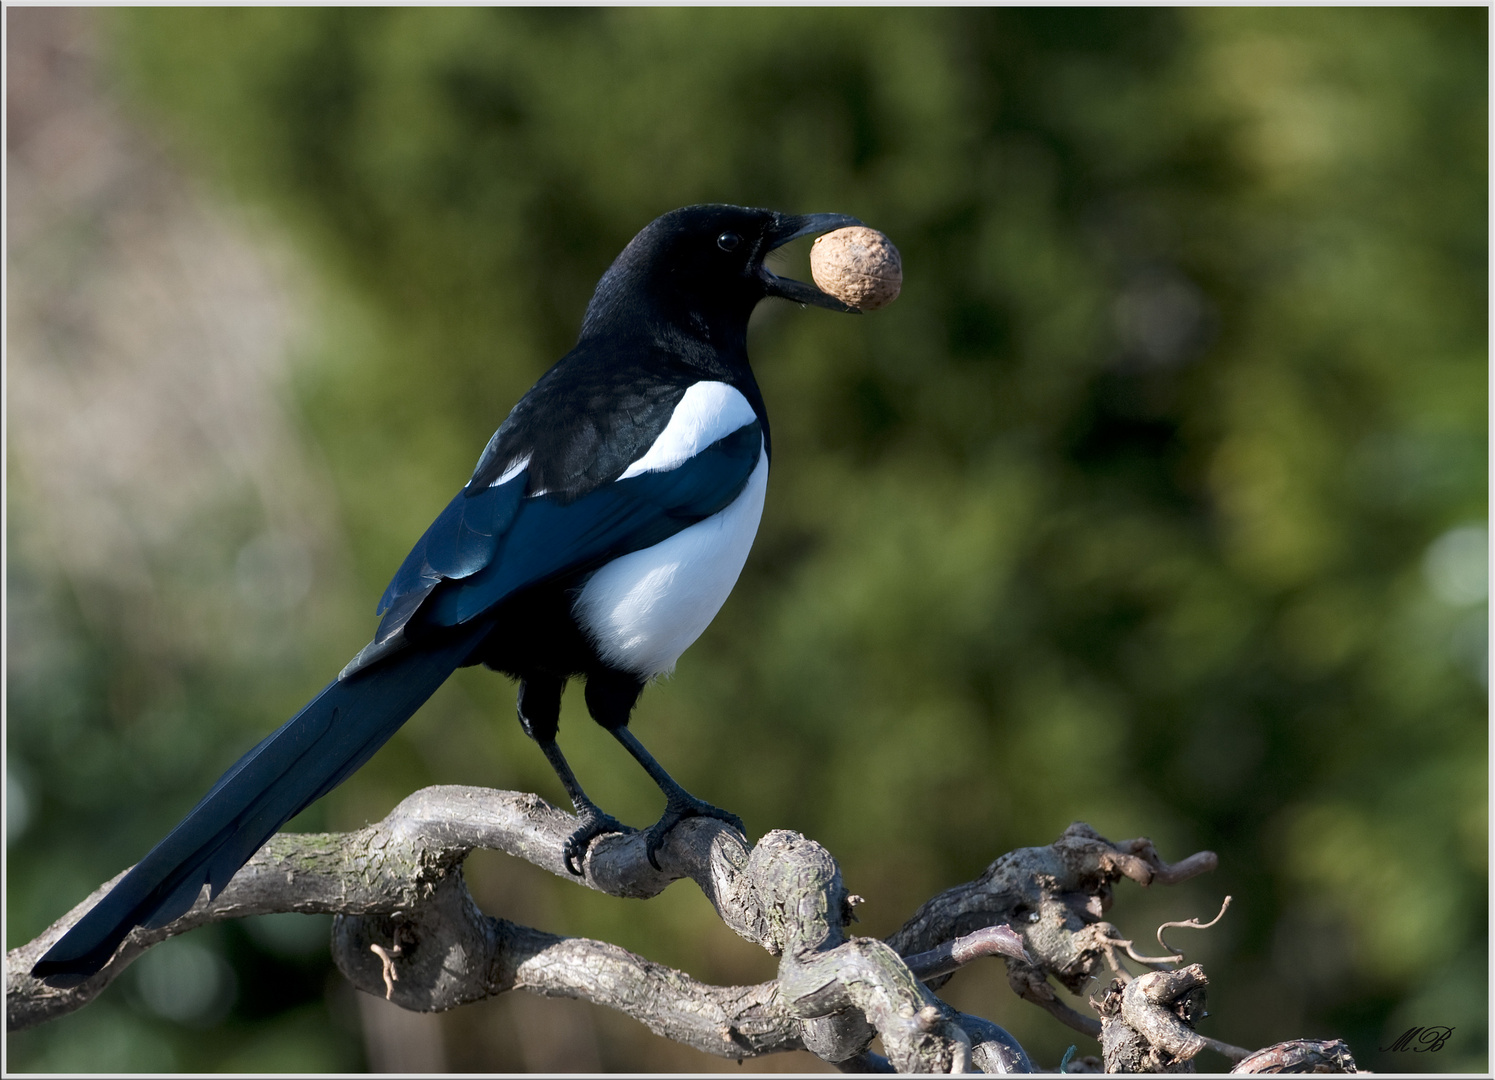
618, 381, 757, 480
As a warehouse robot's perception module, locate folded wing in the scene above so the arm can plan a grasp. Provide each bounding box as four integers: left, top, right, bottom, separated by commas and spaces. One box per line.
344, 419, 763, 677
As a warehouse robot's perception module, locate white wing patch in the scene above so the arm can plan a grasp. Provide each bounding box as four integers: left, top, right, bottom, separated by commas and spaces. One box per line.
618, 381, 758, 479
574, 443, 768, 678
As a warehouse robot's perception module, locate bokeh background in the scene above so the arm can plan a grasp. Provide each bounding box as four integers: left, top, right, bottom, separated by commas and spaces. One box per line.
6, 7, 1486, 1073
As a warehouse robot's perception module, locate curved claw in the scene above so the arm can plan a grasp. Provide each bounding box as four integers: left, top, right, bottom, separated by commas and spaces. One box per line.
563, 810, 632, 876
643, 798, 745, 871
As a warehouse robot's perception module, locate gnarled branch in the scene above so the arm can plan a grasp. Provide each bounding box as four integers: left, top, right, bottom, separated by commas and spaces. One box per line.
8, 788, 1343, 1073
8, 787, 974, 1069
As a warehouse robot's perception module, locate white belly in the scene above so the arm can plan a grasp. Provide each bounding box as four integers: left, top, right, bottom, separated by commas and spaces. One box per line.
573, 450, 767, 677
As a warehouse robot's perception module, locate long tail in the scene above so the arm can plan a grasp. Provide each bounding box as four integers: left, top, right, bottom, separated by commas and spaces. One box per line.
31, 624, 489, 986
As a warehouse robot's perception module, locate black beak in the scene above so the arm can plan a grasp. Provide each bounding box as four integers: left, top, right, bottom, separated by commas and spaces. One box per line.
761, 212, 865, 313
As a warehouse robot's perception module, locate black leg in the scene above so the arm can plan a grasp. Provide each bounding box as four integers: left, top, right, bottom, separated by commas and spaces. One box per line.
609, 727, 745, 871
535, 738, 632, 875
584, 667, 744, 869
518, 677, 630, 875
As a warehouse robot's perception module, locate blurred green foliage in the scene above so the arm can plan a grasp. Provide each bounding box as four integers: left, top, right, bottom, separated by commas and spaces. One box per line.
7, 7, 1485, 1072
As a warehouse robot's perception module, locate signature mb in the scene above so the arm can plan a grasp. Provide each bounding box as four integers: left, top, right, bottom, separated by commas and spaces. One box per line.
1380, 1026, 1454, 1053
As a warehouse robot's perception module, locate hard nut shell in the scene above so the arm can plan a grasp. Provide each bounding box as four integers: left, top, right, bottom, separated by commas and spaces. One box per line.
810, 226, 902, 311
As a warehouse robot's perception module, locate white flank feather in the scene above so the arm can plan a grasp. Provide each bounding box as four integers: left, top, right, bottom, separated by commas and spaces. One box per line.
574, 446, 768, 677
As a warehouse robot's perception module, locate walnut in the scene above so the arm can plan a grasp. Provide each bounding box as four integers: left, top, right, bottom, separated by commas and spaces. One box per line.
809, 226, 902, 311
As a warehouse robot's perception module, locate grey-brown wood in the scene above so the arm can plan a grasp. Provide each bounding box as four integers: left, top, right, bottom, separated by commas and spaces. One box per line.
6, 789, 1355, 1074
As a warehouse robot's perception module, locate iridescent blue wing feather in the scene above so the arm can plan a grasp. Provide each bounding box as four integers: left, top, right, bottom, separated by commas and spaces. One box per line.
367, 420, 760, 646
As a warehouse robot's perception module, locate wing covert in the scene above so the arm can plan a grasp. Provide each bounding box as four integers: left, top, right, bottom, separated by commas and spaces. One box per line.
350, 420, 762, 676
376, 475, 526, 616
432, 420, 763, 626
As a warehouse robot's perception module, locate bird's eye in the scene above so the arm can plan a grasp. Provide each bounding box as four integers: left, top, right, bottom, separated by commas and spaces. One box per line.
716, 231, 741, 252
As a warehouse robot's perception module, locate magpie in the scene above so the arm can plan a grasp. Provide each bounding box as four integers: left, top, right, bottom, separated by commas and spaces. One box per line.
32, 204, 863, 986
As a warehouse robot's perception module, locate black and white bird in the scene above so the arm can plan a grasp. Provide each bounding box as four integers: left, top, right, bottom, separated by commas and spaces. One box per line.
33, 204, 863, 985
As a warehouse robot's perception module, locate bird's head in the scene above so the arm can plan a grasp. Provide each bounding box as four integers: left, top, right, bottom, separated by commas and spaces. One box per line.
581, 204, 864, 342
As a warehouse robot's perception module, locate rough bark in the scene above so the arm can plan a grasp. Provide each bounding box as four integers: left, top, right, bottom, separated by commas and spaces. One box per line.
1231, 1040, 1359, 1074
5, 787, 1356, 1073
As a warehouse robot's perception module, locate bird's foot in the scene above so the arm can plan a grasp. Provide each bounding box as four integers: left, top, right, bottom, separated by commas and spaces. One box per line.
563, 804, 633, 877
644, 794, 745, 871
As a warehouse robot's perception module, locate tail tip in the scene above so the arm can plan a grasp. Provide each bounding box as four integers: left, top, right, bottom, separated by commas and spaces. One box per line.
28, 957, 98, 989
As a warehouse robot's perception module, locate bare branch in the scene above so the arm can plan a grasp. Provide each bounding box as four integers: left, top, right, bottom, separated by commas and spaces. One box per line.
1094, 965, 1295, 1072
6, 787, 970, 1070
903, 924, 1033, 982
1122, 966, 1211, 1063
1203, 1035, 1256, 1065
1114, 839, 1220, 887
6, 794, 1351, 1074
883, 821, 1221, 1050
1156, 895, 1233, 958
1008, 962, 1104, 1040
1231, 1039, 1358, 1073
